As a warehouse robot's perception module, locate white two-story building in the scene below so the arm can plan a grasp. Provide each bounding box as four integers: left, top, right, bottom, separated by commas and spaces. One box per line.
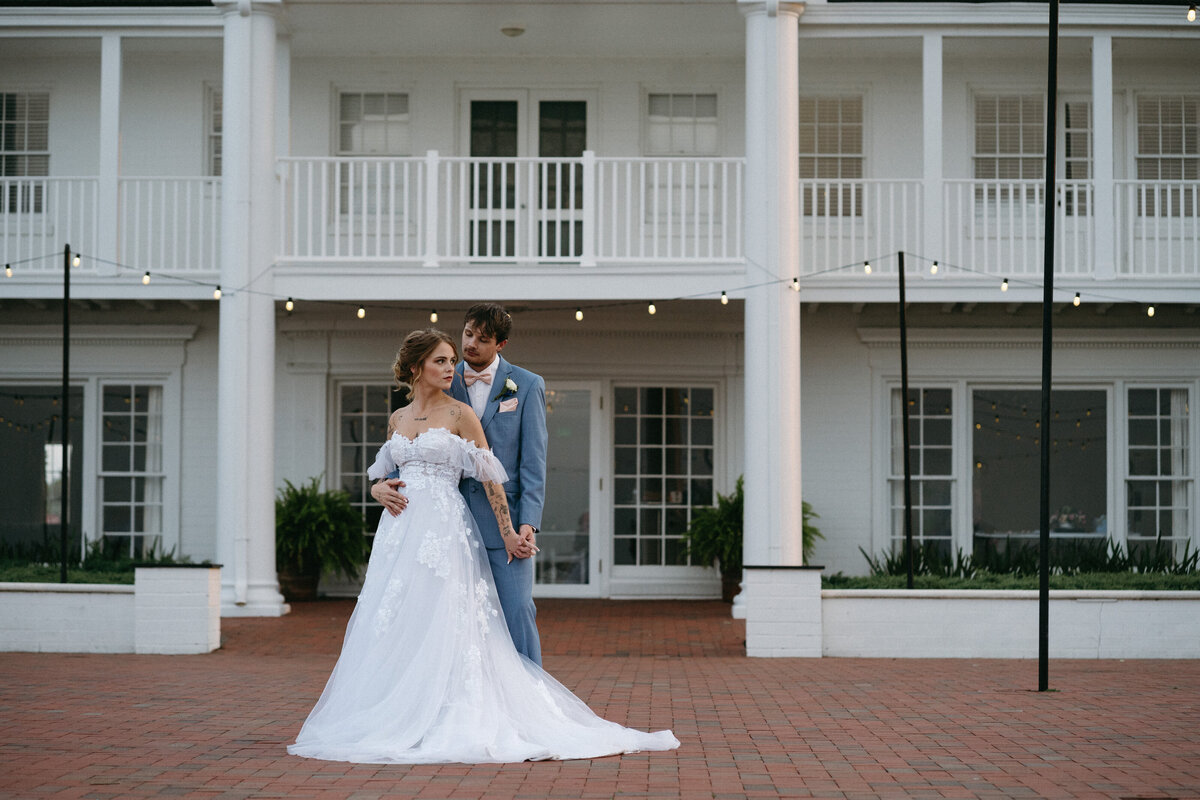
2, 0, 1197, 648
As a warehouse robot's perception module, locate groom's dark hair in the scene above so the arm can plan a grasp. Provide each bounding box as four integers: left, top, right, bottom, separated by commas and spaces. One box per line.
464, 303, 513, 343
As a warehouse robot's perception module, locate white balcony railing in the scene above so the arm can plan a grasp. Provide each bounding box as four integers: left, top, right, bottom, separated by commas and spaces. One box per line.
1115, 180, 1200, 277
119, 178, 222, 273
798, 179, 923, 274
0, 178, 98, 272
279, 153, 744, 266
943, 180, 1095, 277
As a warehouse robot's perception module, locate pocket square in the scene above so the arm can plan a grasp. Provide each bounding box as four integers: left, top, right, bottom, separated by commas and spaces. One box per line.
499, 398, 519, 413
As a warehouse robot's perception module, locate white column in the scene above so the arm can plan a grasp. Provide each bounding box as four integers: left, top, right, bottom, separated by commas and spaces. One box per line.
215, 0, 287, 616
741, 0, 804, 568
1092, 34, 1115, 280
922, 34, 944, 261
97, 33, 122, 274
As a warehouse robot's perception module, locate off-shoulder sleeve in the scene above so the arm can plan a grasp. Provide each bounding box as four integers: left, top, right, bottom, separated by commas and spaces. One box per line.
366, 440, 397, 481
456, 438, 509, 484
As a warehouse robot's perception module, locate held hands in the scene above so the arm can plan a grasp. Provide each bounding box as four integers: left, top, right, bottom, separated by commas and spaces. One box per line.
503, 524, 540, 564
370, 478, 408, 516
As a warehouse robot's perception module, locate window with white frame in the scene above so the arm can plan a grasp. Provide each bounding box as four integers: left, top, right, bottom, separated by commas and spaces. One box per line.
974, 93, 1044, 205
1, 92, 50, 213
338, 383, 404, 535
1061, 99, 1091, 216
889, 388, 953, 557
99, 385, 164, 558
1127, 387, 1191, 559
206, 85, 222, 177
1135, 95, 1199, 217
336, 91, 411, 214
798, 95, 863, 216
645, 93, 718, 155
613, 386, 715, 567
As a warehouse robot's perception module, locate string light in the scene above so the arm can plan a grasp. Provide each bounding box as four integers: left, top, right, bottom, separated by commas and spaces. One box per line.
791, 277, 799, 292
142, 271, 151, 285
1189, 3, 1197, 22
1000, 278, 1009, 292
1147, 305, 1155, 318
72, 254, 81, 267
930, 261, 939, 275
212, 285, 221, 300
648, 301, 656, 315
285, 297, 294, 312
720, 291, 728, 305
430, 310, 438, 323
864, 261, 872, 274
1073, 292, 1081, 307
574, 308, 583, 322
4, 264, 11, 278
357, 306, 366, 319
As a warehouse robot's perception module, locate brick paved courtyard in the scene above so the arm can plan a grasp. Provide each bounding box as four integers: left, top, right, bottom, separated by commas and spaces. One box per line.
2, 598, 1198, 799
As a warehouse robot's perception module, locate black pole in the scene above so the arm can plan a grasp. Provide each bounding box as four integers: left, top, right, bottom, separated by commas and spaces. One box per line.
898, 251, 915, 589
1038, 0, 1061, 692
61, 243, 71, 583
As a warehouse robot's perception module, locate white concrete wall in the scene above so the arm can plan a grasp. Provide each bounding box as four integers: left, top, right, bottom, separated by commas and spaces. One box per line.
822, 590, 1200, 658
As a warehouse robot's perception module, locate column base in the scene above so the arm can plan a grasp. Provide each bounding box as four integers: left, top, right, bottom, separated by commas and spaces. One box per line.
220, 583, 290, 617
743, 566, 823, 657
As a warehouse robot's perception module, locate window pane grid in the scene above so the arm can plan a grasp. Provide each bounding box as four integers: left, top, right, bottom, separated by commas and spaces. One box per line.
1127, 387, 1191, 555
2, 92, 50, 213
337, 91, 412, 215
799, 95, 863, 216
98, 384, 163, 558
646, 93, 718, 156
1135, 95, 1199, 216
613, 385, 715, 567
974, 93, 1044, 205
338, 383, 397, 536
889, 388, 953, 553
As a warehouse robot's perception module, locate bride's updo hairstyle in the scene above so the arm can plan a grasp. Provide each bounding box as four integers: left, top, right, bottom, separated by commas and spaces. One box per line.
392, 328, 458, 400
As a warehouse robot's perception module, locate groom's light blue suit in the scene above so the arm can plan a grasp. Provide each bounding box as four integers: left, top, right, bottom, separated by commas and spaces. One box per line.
450, 356, 547, 666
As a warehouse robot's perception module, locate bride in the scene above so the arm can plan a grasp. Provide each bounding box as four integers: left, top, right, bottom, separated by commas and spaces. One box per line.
288, 328, 679, 764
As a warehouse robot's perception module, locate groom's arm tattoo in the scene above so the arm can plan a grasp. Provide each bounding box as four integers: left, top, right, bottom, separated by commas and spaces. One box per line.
483, 481, 515, 538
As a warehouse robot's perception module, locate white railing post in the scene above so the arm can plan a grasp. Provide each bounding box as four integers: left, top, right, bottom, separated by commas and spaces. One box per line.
423, 150, 439, 268
581, 150, 597, 267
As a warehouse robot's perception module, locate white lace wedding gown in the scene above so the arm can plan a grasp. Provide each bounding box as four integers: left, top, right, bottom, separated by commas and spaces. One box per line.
288, 427, 679, 764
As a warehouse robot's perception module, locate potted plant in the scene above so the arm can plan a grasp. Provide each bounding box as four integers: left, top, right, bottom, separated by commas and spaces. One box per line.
275, 476, 367, 601
681, 477, 823, 602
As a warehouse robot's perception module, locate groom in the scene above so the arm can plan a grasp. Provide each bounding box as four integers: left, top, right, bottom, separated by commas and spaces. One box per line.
372, 303, 547, 666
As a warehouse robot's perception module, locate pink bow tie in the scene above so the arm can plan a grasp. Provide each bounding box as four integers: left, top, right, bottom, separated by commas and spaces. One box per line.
463, 371, 493, 387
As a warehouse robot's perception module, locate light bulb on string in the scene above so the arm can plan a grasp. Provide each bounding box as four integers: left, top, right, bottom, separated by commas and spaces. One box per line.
648, 302, 656, 315
285, 297, 294, 312
5, 264, 12, 278
1147, 305, 1155, 318
1073, 292, 1081, 307
357, 306, 366, 319
212, 285, 222, 300
72, 254, 80, 267
720, 291, 728, 305
864, 261, 872, 275
1190, 4, 1197, 22
430, 310, 438, 323
142, 271, 150, 285
575, 308, 583, 322
1000, 278, 1009, 292
791, 277, 800, 292
930, 261, 939, 275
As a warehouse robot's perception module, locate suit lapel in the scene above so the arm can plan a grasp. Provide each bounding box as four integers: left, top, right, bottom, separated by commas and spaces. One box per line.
449, 363, 469, 403
479, 357, 511, 431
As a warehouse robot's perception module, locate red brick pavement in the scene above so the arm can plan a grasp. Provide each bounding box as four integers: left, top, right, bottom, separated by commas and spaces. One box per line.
2, 598, 1198, 799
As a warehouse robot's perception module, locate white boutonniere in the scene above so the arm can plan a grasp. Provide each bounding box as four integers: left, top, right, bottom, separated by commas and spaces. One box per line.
493, 377, 518, 402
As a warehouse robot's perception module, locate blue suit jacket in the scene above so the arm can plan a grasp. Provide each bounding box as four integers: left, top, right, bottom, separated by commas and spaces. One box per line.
451, 357, 548, 550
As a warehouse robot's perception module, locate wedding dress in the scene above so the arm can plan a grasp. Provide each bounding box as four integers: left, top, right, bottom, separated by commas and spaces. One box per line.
288, 427, 679, 764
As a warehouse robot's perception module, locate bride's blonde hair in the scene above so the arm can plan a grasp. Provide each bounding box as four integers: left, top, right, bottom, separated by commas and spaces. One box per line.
392, 328, 458, 400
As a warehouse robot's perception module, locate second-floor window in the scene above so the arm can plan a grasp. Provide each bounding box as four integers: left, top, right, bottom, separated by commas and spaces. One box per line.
798, 95, 863, 216
336, 91, 411, 214
974, 93, 1043, 205
206, 85, 222, 177
645, 93, 718, 155
1136, 95, 1198, 217
1, 92, 49, 213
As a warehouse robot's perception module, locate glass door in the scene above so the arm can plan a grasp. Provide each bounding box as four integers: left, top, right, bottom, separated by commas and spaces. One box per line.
535, 382, 603, 597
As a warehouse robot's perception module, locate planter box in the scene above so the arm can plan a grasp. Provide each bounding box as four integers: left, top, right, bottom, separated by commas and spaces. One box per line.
0, 565, 221, 655
821, 589, 1200, 658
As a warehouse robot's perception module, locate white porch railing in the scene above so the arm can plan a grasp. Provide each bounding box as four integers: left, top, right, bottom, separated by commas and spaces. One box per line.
942, 180, 1095, 277
118, 178, 222, 273
278, 152, 744, 266
0, 178, 98, 272
798, 180, 922, 275
1115, 180, 1200, 277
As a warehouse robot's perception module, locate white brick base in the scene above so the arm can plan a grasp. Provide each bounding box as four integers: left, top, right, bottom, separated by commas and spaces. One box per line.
743, 567, 823, 657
